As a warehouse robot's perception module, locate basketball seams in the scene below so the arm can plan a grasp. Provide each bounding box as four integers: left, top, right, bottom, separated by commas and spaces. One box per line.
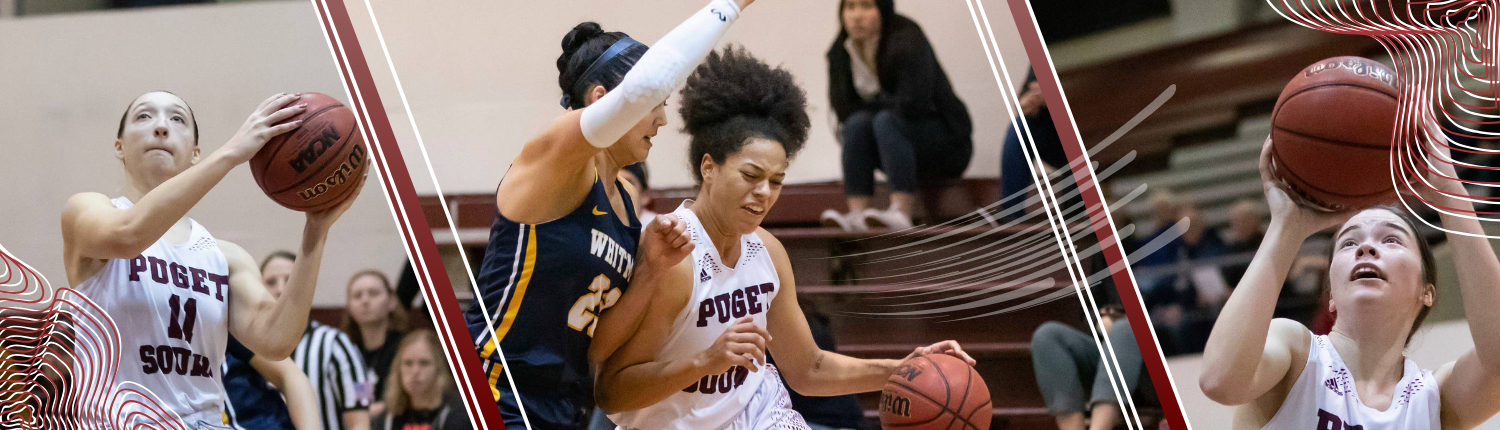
883, 356, 992, 430
262, 109, 355, 195
886, 380, 951, 427
1271, 147, 1394, 198
1271, 125, 1394, 151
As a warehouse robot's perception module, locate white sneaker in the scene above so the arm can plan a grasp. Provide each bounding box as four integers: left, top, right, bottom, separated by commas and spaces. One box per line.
862, 208, 913, 230
820, 209, 867, 232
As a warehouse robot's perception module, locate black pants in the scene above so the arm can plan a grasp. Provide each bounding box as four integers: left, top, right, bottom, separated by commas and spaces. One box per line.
841, 108, 970, 196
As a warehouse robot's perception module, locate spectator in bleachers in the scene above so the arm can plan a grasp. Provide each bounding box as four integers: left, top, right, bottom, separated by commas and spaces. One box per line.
998, 70, 1078, 222
263, 251, 374, 430
1031, 282, 1141, 430
344, 270, 409, 415
372, 330, 471, 430
1220, 199, 1264, 286
821, 0, 973, 231
1132, 190, 1184, 295
222, 251, 321, 430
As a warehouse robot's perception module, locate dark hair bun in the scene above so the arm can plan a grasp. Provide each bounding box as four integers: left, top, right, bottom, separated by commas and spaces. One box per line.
560, 22, 605, 59
681, 45, 810, 155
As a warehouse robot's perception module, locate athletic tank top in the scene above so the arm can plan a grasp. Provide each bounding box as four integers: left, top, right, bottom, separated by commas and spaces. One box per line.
1261, 333, 1439, 429
466, 176, 640, 426
608, 202, 782, 430
74, 197, 231, 427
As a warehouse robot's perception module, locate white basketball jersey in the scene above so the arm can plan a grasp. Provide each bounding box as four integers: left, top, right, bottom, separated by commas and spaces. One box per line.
609, 203, 807, 430
1262, 333, 1439, 429
75, 197, 231, 427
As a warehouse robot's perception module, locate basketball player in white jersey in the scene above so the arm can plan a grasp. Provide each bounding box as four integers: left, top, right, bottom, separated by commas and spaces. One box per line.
61, 91, 362, 426
1200, 124, 1500, 429
592, 47, 974, 430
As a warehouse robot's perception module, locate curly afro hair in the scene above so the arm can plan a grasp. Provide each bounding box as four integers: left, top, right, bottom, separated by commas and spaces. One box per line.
679, 45, 810, 185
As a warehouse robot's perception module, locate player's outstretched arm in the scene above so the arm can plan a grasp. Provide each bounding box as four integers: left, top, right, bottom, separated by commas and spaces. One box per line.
594, 258, 756, 414
225, 174, 364, 360
1416, 120, 1500, 429
497, 0, 749, 223
1200, 136, 1341, 406
250, 356, 320, 430
62, 94, 303, 267
589, 214, 693, 365
758, 230, 973, 396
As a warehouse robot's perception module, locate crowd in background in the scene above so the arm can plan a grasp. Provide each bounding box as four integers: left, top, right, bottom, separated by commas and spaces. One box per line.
225, 255, 470, 430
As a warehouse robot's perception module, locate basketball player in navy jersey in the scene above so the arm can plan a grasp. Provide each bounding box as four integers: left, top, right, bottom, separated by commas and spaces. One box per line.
464, 1, 759, 428
594, 47, 974, 430
61, 91, 362, 426
1200, 125, 1500, 429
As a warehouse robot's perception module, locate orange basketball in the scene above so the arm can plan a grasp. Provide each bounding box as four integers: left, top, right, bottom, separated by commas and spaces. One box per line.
250, 92, 367, 212
1270, 56, 1401, 212
879, 354, 991, 430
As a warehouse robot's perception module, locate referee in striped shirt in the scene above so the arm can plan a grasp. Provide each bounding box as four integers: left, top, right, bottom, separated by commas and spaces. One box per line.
263, 251, 373, 430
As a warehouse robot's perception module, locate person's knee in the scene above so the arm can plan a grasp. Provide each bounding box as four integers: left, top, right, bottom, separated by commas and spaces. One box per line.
870, 109, 903, 137
1032, 321, 1073, 348
841, 110, 877, 148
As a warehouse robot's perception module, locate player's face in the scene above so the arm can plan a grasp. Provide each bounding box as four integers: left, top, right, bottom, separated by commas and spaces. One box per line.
399, 340, 439, 397
346, 274, 393, 327
841, 0, 881, 42
609, 101, 668, 165
702, 139, 788, 235
116, 92, 198, 181
261, 256, 294, 300
1328, 209, 1429, 321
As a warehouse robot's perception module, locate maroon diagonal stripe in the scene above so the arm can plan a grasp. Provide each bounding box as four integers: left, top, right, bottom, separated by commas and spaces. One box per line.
306, 0, 506, 428
1004, 1, 1189, 428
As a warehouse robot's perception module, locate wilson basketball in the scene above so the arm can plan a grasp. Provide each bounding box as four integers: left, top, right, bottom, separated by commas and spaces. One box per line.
879, 354, 992, 430
250, 92, 367, 212
1269, 56, 1400, 211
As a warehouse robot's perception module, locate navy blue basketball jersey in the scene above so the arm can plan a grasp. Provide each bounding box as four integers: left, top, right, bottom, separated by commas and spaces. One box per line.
221, 336, 295, 430
466, 176, 641, 428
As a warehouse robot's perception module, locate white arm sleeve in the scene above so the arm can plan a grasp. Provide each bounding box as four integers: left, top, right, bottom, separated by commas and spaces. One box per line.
579, 0, 742, 147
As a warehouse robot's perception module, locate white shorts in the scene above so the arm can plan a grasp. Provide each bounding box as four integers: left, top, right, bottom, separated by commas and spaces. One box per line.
728, 365, 811, 430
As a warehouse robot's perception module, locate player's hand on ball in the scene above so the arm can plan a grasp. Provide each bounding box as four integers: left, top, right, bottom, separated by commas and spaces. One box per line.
306, 171, 366, 229
1259, 135, 1351, 239
905, 340, 976, 367
694, 316, 770, 374
641, 214, 694, 271
220, 93, 306, 164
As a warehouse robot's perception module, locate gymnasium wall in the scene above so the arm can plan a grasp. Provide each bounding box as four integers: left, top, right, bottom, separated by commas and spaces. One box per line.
0, 1, 408, 307
351, 0, 1037, 194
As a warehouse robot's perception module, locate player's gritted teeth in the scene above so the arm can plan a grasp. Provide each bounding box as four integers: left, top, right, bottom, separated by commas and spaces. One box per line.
1350, 262, 1387, 282
742, 203, 765, 216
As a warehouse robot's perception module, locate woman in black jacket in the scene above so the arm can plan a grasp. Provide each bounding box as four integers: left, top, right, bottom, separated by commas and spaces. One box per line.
822, 0, 973, 231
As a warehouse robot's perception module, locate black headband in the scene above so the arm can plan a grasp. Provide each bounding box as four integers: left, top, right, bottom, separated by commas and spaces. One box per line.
561, 37, 645, 108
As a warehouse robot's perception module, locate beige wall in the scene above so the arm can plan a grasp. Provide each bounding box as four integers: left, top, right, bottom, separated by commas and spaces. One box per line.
0, 1, 408, 307
356, 0, 1036, 194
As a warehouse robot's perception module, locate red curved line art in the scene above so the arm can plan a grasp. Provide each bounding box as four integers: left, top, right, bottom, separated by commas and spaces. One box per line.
0, 244, 184, 429
1269, 0, 1500, 233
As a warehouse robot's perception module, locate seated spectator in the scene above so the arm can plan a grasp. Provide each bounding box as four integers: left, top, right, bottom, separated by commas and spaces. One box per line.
998, 70, 1079, 222
372, 330, 471, 430
262, 251, 374, 430
821, 0, 973, 231
344, 270, 409, 415
1219, 199, 1264, 286
1031, 286, 1140, 430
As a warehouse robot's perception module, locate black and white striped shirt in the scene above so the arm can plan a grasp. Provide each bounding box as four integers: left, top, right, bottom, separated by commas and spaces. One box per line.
291, 321, 372, 430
